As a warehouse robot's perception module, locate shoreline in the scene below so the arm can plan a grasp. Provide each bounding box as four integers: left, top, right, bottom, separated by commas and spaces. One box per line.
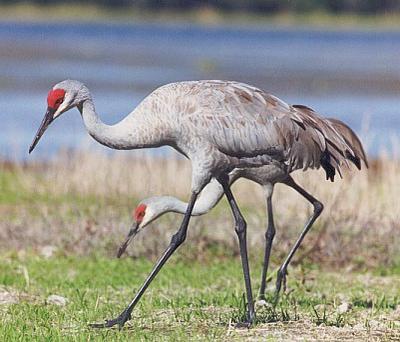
2, 4, 400, 30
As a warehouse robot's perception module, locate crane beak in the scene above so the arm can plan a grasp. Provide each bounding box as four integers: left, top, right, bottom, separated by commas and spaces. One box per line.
29, 107, 56, 154
117, 222, 140, 258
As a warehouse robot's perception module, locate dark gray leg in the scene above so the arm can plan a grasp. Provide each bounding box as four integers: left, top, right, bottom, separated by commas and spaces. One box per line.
259, 185, 275, 299
275, 176, 324, 295
91, 192, 198, 329
218, 176, 255, 325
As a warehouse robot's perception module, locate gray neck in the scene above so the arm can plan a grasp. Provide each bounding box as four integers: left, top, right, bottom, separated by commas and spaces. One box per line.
153, 178, 226, 217
145, 173, 243, 228
173, 171, 243, 214
79, 99, 159, 150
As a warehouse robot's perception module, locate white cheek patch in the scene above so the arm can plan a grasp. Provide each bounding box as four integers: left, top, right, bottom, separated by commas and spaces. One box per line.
53, 109, 63, 119
53, 95, 73, 118
141, 208, 155, 228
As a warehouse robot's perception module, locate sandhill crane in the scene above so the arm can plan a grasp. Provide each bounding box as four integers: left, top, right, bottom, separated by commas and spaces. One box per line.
116, 117, 367, 298
29, 79, 365, 328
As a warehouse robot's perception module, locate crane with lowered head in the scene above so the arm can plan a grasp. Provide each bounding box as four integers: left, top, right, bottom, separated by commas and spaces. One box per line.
116, 115, 367, 298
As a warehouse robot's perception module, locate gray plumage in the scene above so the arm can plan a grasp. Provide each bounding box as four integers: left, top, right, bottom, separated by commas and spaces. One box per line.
127, 115, 366, 303
326, 117, 368, 170
131, 115, 367, 231
33, 79, 364, 192
29, 79, 368, 328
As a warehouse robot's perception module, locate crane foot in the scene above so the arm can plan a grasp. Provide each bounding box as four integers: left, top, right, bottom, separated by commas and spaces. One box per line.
234, 321, 252, 329
275, 268, 288, 297
90, 310, 131, 329
234, 309, 255, 329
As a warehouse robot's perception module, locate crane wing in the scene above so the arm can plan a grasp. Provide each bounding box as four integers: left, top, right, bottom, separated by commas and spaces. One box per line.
180, 81, 360, 180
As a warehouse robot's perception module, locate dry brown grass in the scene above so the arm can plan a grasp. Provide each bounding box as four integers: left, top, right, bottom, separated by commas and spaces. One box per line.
1, 149, 399, 270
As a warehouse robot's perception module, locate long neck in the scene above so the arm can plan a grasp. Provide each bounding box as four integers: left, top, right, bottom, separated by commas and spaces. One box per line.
174, 178, 225, 215
164, 171, 244, 216
146, 173, 242, 227
79, 98, 161, 150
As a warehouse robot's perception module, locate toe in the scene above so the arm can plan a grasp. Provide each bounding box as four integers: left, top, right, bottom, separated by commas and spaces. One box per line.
89, 321, 109, 329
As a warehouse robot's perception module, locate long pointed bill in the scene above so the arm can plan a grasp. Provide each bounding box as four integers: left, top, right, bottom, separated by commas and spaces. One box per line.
29, 107, 56, 154
117, 222, 140, 258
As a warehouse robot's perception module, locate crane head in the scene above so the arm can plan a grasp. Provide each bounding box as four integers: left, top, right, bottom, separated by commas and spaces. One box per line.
29, 80, 90, 154
117, 198, 173, 258
117, 204, 149, 258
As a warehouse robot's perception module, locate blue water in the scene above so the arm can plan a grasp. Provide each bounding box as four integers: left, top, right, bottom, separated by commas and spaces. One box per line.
0, 21, 399, 159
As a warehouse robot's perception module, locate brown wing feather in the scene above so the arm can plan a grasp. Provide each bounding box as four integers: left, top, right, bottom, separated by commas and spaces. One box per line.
293, 105, 368, 180
179, 81, 364, 181
326, 118, 369, 169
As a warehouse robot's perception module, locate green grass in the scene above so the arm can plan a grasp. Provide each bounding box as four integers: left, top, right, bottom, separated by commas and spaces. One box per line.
0, 254, 399, 340
0, 169, 128, 207
0, 169, 135, 226
1, 158, 399, 339
0, 170, 27, 205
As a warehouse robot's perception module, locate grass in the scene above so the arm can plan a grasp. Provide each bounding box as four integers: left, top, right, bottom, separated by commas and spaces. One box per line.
0, 150, 399, 339
0, 254, 399, 340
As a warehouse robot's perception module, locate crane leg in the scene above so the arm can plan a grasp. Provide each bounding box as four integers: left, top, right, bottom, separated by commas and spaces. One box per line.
218, 176, 255, 326
275, 176, 324, 296
259, 186, 275, 299
90, 192, 198, 329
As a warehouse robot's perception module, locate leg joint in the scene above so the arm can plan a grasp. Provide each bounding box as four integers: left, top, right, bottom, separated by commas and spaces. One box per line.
313, 201, 324, 215
170, 230, 187, 247
234, 217, 247, 235
265, 224, 276, 240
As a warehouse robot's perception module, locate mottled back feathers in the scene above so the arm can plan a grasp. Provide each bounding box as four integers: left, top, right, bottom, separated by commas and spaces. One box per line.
171, 81, 366, 181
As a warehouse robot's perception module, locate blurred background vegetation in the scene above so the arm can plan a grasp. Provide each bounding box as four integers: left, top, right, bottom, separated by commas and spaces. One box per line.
2, 0, 400, 14
2, 0, 400, 25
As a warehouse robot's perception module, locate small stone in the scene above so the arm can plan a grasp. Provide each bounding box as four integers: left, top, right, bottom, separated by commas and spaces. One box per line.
368, 319, 381, 329
255, 299, 269, 308
47, 294, 68, 306
40, 245, 57, 259
353, 323, 364, 330
0, 290, 18, 305
337, 302, 352, 314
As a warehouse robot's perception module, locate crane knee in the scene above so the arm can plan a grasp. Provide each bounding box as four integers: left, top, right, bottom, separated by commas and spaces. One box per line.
234, 217, 247, 236
313, 201, 324, 215
265, 224, 276, 240
170, 231, 187, 247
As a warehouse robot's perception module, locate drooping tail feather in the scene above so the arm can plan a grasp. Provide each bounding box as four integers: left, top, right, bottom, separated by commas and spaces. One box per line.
292, 105, 368, 181
325, 118, 369, 170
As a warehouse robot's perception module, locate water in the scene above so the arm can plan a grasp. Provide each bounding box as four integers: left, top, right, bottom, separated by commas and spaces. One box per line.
0, 21, 399, 159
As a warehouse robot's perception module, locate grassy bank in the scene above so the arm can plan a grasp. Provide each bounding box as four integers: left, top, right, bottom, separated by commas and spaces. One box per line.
2, 3, 400, 29
0, 151, 399, 270
0, 255, 399, 340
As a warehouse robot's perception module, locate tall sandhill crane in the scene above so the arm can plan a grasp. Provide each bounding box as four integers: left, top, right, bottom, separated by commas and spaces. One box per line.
29, 79, 366, 328
116, 117, 367, 298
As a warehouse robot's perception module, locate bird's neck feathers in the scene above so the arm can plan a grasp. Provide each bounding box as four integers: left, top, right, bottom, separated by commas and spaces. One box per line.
78, 97, 163, 150
152, 196, 188, 216
150, 181, 225, 218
